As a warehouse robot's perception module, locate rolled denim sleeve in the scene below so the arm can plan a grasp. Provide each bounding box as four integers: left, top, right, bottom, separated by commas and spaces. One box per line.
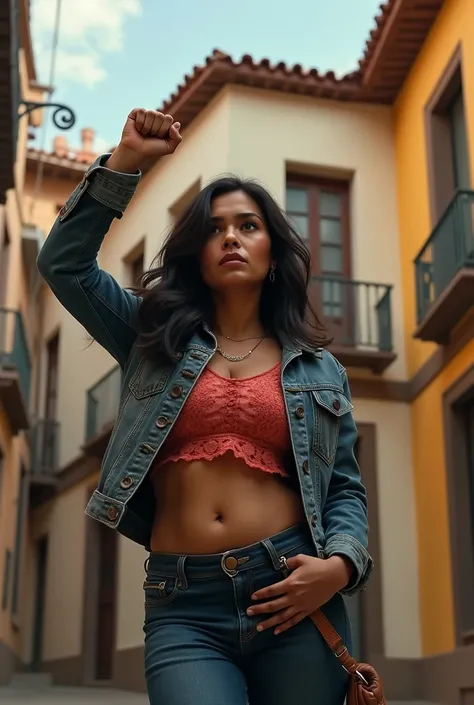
322, 369, 373, 595
37, 154, 142, 367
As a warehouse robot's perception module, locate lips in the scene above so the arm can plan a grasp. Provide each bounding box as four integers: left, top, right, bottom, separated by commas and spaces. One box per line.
219, 252, 246, 265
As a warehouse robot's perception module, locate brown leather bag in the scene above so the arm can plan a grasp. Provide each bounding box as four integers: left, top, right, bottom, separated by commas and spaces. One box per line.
310, 609, 387, 704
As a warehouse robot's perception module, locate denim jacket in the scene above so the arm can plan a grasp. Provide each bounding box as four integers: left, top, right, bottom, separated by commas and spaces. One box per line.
37, 155, 373, 595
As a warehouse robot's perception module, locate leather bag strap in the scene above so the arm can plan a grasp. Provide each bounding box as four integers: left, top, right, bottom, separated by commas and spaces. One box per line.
309, 608, 360, 676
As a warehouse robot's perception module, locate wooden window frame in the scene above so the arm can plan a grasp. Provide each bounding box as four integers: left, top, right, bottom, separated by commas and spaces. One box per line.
123, 240, 145, 290
286, 174, 352, 278
424, 44, 470, 225
443, 364, 474, 645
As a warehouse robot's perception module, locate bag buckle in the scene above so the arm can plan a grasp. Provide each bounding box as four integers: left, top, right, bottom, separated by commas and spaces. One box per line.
337, 648, 369, 686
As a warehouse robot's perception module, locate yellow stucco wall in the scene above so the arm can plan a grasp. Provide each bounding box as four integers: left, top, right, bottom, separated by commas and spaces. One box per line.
394, 0, 474, 377
394, 0, 474, 656
412, 339, 474, 655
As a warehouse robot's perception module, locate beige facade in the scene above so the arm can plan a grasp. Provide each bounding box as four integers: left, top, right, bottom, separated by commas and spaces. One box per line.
15, 76, 421, 695
0, 0, 47, 685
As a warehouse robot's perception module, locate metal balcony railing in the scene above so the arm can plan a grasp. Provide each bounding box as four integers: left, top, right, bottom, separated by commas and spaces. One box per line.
29, 419, 60, 476
414, 190, 474, 324
85, 365, 122, 442
0, 307, 31, 404
310, 276, 394, 352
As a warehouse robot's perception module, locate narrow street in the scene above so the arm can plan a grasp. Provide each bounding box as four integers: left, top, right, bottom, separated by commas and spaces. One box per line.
0, 675, 148, 704
0, 672, 440, 705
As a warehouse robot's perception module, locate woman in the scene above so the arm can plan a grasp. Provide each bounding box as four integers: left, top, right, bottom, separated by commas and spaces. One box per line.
38, 108, 373, 705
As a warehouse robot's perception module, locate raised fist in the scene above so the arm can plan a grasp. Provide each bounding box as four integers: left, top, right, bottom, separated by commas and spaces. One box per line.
107, 108, 182, 173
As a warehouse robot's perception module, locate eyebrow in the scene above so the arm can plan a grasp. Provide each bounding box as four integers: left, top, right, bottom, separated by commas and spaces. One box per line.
210, 212, 263, 222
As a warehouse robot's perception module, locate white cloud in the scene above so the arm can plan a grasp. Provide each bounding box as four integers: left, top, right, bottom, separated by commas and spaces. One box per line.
31, 0, 141, 89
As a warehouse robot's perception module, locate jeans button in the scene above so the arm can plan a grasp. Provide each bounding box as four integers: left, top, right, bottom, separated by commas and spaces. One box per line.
224, 556, 238, 571
156, 416, 169, 428
120, 476, 133, 489
311, 514, 317, 528
295, 406, 305, 419
302, 460, 309, 475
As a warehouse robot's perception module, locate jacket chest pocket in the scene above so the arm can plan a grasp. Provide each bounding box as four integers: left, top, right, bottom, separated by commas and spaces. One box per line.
311, 388, 353, 465
128, 357, 173, 400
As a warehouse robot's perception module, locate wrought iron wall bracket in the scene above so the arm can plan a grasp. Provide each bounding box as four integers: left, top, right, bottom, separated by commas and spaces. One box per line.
19, 100, 76, 130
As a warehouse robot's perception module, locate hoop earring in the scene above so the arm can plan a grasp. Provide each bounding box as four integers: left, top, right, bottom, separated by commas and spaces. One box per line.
269, 264, 276, 283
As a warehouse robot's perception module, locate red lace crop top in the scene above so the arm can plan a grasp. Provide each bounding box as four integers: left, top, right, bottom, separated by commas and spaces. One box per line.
154, 363, 291, 476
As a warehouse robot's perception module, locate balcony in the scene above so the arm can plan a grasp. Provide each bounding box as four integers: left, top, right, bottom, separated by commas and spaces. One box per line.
311, 277, 396, 373
0, 308, 31, 432
84, 365, 122, 457
28, 419, 60, 507
414, 190, 474, 343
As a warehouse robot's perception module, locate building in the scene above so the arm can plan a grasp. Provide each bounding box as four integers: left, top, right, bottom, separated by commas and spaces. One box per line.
0, 0, 48, 686
1, 1, 473, 704
390, 0, 474, 701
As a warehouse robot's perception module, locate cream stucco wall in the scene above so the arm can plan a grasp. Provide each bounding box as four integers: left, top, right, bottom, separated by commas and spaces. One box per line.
115, 537, 147, 651
353, 399, 420, 659
225, 87, 405, 380
38, 482, 89, 661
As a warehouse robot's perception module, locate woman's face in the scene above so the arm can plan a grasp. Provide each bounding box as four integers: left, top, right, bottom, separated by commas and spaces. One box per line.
200, 189, 274, 293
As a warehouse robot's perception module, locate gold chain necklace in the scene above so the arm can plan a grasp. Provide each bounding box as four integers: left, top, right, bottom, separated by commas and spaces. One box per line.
216, 337, 265, 362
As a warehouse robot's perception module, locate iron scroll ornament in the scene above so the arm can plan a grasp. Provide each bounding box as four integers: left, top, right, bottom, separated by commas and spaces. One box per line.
18, 100, 76, 130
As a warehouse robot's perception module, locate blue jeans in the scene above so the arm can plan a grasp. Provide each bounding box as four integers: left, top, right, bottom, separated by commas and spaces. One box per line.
143, 524, 351, 704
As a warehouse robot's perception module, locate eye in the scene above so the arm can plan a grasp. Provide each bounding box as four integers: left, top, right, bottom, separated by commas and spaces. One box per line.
241, 221, 258, 232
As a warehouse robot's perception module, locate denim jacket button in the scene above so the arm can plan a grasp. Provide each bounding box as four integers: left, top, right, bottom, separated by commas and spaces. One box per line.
120, 476, 133, 489
156, 416, 169, 428
311, 514, 317, 527
170, 385, 183, 399
332, 399, 341, 411
107, 506, 118, 521
302, 460, 309, 475
295, 406, 305, 419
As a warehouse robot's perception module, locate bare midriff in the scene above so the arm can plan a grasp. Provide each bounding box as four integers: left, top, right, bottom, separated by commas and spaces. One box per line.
150, 452, 305, 553
150, 338, 306, 554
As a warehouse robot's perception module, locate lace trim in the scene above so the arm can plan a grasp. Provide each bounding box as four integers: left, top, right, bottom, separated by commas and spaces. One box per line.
156, 434, 288, 477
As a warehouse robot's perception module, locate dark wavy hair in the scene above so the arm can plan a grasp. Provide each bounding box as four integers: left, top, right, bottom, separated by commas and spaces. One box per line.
133, 175, 331, 362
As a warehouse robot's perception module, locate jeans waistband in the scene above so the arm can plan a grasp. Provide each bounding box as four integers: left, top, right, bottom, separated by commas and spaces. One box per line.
146, 523, 313, 580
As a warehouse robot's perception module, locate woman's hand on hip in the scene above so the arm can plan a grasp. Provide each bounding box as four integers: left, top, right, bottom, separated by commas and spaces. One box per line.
246, 554, 353, 635
106, 108, 183, 174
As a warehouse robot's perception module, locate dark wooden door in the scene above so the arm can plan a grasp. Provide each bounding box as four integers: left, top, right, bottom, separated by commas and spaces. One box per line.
94, 523, 118, 681
32, 537, 48, 670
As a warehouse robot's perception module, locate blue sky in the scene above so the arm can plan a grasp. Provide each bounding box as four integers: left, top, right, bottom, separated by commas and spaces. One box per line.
31, 0, 381, 154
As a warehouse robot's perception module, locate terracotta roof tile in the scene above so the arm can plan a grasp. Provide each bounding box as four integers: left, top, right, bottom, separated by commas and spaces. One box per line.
358, 1, 396, 72
159, 49, 367, 129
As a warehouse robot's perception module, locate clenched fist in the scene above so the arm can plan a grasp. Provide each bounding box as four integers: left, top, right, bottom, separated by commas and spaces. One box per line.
106, 109, 183, 174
